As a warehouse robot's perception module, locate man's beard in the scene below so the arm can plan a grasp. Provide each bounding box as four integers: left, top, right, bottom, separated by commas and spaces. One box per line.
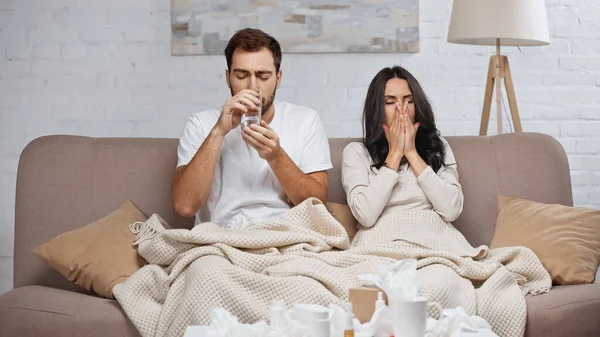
261, 87, 276, 113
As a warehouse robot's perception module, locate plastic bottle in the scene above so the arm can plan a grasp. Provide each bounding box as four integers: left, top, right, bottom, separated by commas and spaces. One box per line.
366, 291, 385, 336
375, 291, 385, 311
344, 302, 355, 337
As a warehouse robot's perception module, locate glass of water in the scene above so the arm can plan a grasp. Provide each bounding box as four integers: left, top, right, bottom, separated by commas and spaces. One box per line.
241, 88, 262, 129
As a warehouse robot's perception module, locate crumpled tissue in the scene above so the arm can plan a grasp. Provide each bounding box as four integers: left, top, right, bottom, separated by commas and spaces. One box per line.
184, 303, 342, 337
358, 258, 419, 305
425, 306, 499, 337
183, 308, 269, 337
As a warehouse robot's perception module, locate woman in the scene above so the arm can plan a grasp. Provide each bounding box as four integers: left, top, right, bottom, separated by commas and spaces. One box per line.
342, 66, 464, 228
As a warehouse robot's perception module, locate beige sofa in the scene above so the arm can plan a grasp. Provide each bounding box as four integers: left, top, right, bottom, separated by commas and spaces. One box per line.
0, 132, 599, 337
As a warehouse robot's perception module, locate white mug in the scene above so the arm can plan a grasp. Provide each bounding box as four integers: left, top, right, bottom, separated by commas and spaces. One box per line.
391, 297, 441, 337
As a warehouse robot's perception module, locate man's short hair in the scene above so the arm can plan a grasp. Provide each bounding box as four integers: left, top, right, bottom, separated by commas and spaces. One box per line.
224, 28, 282, 72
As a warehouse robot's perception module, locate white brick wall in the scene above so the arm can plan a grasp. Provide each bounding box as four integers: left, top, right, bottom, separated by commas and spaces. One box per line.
0, 0, 599, 294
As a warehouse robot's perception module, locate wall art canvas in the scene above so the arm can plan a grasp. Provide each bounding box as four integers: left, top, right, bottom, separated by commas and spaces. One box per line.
171, 0, 419, 55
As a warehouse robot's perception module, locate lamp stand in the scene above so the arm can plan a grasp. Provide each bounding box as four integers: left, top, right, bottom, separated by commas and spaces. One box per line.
479, 38, 522, 136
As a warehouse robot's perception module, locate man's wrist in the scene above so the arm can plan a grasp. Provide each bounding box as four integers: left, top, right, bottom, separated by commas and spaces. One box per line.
267, 147, 285, 165
209, 126, 227, 139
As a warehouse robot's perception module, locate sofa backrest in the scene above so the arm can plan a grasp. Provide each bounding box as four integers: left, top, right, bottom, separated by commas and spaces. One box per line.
13, 133, 572, 292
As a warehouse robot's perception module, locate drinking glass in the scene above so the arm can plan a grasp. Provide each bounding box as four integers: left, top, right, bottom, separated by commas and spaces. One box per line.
241, 88, 262, 128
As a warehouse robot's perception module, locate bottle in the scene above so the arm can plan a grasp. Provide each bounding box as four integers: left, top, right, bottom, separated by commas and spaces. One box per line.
269, 299, 286, 334
368, 292, 385, 331
375, 291, 385, 311
344, 302, 355, 337
311, 309, 331, 337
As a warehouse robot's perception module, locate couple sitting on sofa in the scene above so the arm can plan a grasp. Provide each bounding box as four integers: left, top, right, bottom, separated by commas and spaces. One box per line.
115, 28, 553, 337
173, 27, 462, 232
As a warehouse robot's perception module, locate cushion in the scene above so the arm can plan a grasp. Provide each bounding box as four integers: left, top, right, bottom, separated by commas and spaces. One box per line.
490, 195, 600, 285
32, 200, 147, 298
326, 202, 358, 240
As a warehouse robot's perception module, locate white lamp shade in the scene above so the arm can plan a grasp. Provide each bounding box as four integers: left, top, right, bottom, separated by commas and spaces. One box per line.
447, 0, 550, 46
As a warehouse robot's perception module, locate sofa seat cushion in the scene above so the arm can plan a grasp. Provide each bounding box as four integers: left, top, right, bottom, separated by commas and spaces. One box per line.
0, 285, 140, 337
526, 284, 600, 337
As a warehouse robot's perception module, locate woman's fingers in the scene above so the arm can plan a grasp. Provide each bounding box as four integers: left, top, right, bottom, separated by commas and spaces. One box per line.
396, 105, 403, 129
399, 108, 405, 135
392, 103, 401, 128
383, 124, 390, 139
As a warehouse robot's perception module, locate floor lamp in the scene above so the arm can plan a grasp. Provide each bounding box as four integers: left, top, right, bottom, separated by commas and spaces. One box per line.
447, 0, 550, 136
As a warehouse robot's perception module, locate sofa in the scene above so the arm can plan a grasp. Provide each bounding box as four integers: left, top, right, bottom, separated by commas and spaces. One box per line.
0, 132, 599, 337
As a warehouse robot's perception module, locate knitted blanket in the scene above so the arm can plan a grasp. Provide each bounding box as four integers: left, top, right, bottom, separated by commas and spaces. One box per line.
113, 198, 551, 337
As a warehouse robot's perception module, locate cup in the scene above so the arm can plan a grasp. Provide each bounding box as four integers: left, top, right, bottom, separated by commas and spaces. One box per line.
241, 88, 262, 129
290, 304, 330, 337
390, 297, 441, 337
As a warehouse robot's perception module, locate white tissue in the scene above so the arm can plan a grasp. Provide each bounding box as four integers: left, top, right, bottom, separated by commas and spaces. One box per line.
184, 304, 339, 337
339, 298, 392, 337
327, 304, 348, 337
358, 259, 419, 305
425, 307, 499, 337
182, 308, 270, 337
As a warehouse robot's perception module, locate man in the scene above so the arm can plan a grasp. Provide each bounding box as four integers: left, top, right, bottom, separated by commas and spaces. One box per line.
172, 28, 332, 228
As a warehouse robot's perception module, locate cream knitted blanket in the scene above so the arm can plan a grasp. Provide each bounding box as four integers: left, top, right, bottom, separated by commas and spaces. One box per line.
113, 198, 551, 337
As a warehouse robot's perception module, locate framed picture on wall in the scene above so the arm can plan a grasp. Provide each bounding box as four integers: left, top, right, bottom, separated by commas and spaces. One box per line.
171, 0, 419, 55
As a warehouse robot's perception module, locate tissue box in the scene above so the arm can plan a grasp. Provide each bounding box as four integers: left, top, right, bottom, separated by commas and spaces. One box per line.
348, 286, 388, 323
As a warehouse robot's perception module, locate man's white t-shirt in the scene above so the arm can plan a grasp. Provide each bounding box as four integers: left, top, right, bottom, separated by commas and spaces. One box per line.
177, 101, 332, 228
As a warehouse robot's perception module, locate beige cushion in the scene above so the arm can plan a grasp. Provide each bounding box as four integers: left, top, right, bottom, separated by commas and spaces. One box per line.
32, 201, 147, 298
326, 202, 358, 240
491, 195, 600, 285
